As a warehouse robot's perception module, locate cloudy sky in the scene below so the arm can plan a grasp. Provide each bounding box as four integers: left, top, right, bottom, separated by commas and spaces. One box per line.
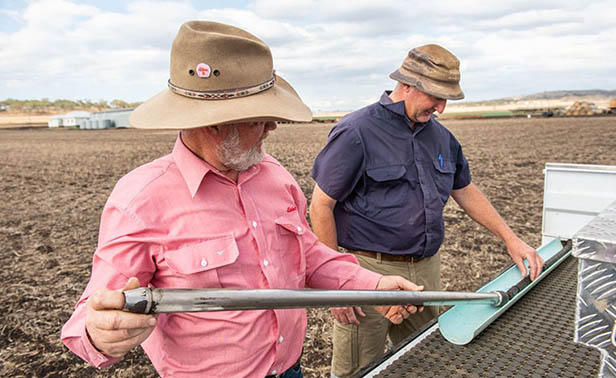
1, 0, 614, 112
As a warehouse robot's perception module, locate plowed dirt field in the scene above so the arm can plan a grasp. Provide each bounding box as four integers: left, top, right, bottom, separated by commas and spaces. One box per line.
1, 116, 615, 377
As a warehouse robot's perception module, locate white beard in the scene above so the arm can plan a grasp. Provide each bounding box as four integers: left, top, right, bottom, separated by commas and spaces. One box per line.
216, 125, 265, 172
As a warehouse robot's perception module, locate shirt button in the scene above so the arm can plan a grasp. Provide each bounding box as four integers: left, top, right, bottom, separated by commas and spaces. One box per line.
296, 226, 302, 233
263, 259, 269, 266
279, 335, 284, 343
252, 221, 258, 228
271, 370, 277, 375
201, 258, 208, 267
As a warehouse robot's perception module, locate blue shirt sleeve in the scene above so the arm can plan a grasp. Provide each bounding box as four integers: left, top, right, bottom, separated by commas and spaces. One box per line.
311, 125, 364, 202
453, 142, 472, 189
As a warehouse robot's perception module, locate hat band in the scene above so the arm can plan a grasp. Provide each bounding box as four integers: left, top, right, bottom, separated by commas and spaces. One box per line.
168, 75, 276, 100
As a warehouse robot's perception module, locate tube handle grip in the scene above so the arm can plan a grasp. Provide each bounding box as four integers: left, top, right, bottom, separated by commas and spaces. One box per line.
123, 287, 153, 314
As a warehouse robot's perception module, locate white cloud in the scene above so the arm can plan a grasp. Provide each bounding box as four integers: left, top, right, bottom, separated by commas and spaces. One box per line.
252, 0, 401, 23
0, 0, 614, 110
0, 0, 192, 101
198, 8, 308, 46
0, 8, 21, 22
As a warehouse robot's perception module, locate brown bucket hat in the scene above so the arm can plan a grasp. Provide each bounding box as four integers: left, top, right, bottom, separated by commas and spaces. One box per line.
389, 44, 464, 100
130, 21, 312, 129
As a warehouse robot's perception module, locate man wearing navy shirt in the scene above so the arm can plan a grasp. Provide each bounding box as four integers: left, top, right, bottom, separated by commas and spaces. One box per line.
309, 44, 545, 377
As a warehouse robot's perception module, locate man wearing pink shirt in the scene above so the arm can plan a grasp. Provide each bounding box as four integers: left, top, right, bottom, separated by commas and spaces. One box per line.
60, 21, 423, 378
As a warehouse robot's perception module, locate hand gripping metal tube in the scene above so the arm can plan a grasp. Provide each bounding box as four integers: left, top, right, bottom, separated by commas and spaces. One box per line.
123, 288, 508, 314
504, 239, 572, 302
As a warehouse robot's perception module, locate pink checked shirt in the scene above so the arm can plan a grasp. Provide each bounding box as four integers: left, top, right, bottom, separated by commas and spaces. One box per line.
61, 136, 382, 378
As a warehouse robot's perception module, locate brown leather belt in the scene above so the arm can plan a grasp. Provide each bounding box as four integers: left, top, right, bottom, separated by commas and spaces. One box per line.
349, 250, 426, 263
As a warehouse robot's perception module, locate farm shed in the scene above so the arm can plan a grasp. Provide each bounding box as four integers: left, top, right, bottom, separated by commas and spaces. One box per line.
76, 108, 134, 129
86, 108, 134, 129
361, 163, 616, 378
48, 115, 63, 128
61, 111, 90, 127
48, 111, 90, 128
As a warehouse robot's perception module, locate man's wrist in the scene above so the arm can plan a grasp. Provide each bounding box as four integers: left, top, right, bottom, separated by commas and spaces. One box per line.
501, 229, 519, 246
85, 327, 115, 358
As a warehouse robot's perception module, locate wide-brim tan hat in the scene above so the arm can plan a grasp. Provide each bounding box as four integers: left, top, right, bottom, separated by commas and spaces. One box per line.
130, 21, 312, 129
389, 44, 464, 100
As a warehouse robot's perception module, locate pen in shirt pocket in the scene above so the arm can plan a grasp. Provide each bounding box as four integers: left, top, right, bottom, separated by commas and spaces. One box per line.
438, 153, 444, 169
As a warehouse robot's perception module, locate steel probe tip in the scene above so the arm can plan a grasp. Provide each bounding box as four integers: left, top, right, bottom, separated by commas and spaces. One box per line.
493, 291, 509, 307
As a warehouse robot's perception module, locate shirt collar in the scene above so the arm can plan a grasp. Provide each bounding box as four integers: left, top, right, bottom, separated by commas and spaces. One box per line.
379, 90, 433, 130
172, 134, 213, 198
379, 90, 408, 118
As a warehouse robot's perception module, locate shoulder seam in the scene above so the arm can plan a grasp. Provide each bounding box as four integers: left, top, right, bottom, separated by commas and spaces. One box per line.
116, 161, 174, 211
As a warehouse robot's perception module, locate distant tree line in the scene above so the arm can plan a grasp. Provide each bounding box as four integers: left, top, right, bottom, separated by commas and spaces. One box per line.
0, 98, 142, 113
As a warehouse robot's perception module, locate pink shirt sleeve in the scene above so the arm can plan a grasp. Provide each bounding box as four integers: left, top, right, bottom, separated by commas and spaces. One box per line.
60, 204, 157, 368
60, 302, 122, 368
303, 234, 382, 291
290, 182, 382, 290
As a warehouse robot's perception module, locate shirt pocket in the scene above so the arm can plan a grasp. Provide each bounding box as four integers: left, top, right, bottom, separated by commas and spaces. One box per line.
163, 235, 239, 288
274, 213, 306, 287
432, 158, 455, 205
365, 164, 409, 210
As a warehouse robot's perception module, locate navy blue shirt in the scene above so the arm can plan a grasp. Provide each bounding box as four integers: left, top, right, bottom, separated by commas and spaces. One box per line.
311, 91, 472, 257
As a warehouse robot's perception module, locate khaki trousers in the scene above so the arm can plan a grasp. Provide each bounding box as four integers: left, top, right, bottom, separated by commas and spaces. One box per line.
331, 252, 440, 378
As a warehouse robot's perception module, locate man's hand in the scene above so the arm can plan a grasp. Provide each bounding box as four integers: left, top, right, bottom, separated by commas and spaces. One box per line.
85, 277, 157, 358
506, 237, 545, 281
330, 306, 366, 325
451, 183, 545, 281
374, 275, 424, 324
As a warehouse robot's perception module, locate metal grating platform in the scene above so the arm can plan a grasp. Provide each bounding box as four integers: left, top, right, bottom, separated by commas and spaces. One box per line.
363, 256, 602, 377
574, 199, 616, 377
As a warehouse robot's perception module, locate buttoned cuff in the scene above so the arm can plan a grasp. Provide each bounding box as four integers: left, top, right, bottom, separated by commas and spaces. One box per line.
81, 327, 121, 369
